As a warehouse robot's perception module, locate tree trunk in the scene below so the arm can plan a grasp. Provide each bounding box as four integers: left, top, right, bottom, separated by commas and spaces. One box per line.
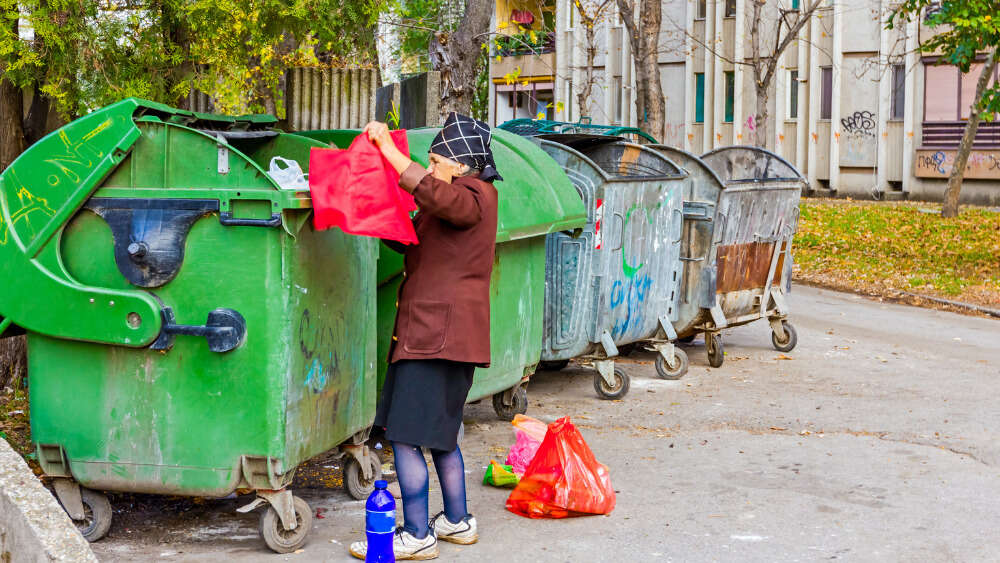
942, 51, 998, 218
0, 336, 27, 391
617, 0, 666, 140
577, 24, 599, 115
0, 77, 26, 170
754, 82, 770, 147
430, 0, 493, 119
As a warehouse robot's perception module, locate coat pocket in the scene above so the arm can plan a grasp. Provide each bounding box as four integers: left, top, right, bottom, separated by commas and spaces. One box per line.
403, 300, 452, 354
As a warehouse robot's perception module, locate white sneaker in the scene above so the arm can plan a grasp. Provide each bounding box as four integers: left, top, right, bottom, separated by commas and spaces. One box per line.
430, 512, 478, 545
349, 528, 439, 561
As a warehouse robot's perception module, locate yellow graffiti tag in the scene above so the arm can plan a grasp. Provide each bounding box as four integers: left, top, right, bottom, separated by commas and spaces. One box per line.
43, 120, 112, 185
0, 182, 56, 247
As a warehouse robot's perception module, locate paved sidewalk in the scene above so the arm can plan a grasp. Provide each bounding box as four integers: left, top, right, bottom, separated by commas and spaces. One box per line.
92, 286, 1000, 562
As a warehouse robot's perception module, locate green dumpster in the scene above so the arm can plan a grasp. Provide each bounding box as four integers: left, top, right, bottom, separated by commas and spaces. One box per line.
298, 127, 586, 420
0, 99, 380, 553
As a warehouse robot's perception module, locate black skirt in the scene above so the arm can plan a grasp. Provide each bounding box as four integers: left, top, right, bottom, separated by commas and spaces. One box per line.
374, 359, 475, 452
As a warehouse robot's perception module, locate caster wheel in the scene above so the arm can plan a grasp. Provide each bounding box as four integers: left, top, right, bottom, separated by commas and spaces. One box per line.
492, 386, 528, 421
72, 488, 112, 542
771, 321, 798, 353
678, 334, 696, 344
617, 343, 637, 356
539, 359, 570, 371
655, 348, 689, 380
260, 495, 313, 553
593, 367, 630, 400
706, 333, 725, 368
344, 450, 383, 500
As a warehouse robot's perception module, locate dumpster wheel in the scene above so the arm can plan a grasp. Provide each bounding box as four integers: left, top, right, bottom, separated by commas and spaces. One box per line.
492, 386, 528, 421
655, 348, 689, 380
706, 333, 725, 368
771, 321, 798, 353
344, 450, 383, 500
259, 495, 313, 553
73, 488, 112, 542
593, 367, 630, 400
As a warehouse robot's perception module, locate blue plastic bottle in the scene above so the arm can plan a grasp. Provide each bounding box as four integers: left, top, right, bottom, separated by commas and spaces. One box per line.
365, 480, 396, 563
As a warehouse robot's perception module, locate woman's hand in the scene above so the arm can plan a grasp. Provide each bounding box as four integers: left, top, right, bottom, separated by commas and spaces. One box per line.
363, 121, 394, 150
363, 121, 414, 177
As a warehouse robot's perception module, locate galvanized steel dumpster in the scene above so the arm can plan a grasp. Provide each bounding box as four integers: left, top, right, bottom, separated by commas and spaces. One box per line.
299, 127, 586, 420
0, 99, 380, 552
680, 145, 805, 368
533, 135, 690, 397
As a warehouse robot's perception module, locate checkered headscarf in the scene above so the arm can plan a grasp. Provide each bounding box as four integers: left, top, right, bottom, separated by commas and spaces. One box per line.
429, 112, 503, 183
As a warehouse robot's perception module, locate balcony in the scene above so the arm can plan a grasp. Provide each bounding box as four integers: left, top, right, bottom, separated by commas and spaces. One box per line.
490, 32, 556, 80
920, 121, 1000, 149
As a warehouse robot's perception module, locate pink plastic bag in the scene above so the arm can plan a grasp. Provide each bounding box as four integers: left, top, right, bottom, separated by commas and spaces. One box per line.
506, 431, 541, 476
512, 414, 547, 443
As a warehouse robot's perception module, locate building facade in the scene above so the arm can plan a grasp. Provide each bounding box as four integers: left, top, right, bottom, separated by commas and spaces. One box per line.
489, 0, 999, 205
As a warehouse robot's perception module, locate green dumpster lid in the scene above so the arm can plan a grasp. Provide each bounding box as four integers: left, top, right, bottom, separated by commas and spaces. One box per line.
298, 127, 587, 243
0, 97, 302, 351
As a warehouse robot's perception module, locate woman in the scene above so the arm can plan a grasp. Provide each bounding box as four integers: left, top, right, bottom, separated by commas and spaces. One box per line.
349, 113, 501, 561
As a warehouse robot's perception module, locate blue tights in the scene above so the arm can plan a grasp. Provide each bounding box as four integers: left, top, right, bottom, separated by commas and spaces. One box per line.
391, 442, 468, 539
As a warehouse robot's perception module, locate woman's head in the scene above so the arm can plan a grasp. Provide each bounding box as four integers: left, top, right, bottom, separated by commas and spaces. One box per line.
428, 152, 475, 182
428, 112, 503, 183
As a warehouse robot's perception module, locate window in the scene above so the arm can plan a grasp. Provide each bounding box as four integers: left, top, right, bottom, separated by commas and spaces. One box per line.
613, 76, 623, 123
923, 61, 1000, 121
791, 0, 800, 9
891, 64, 905, 120
724, 71, 734, 122
566, 80, 573, 119
788, 70, 799, 119
725, 0, 736, 17
697, 0, 706, 19
568, 0, 575, 28
695, 73, 705, 123
820, 66, 833, 119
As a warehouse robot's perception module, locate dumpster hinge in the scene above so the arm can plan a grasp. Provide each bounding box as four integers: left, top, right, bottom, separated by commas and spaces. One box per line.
216, 134, 230, 175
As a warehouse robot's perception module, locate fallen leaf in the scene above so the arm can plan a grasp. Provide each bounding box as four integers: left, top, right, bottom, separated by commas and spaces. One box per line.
769, 426, 787, 431
775, 354, 793, 360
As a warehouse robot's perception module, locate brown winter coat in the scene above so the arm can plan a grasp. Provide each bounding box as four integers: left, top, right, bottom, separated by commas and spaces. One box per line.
387, 162, 499, 367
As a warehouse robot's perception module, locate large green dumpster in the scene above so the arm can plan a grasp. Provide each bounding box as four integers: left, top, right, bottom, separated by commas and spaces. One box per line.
299, 127, 586, 420
0, 98, 380, 553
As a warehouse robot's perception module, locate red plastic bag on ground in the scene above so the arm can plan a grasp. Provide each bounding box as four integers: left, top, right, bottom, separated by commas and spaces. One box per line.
505, 417, 616, 518
308, 130, 418, 244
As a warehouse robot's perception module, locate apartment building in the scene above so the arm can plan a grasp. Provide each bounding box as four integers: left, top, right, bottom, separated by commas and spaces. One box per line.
489, 0, 999, 205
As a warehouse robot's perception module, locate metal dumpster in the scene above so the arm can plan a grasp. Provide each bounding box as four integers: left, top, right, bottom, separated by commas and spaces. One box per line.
298, 127, 587, 420
666, 145, 804, 368
532, 135, 690, 397
0, 98, 381, 553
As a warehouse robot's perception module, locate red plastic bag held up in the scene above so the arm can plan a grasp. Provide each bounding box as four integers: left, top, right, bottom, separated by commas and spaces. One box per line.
505, 417, 616, 518
308, 130, 418, 244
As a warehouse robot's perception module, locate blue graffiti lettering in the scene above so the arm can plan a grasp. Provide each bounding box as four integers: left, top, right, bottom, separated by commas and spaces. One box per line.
610, 274, 653, 340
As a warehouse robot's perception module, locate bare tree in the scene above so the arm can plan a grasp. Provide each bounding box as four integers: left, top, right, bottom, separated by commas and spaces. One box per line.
616, 0, 666, 140
429, 0, 493, 118
571, 0, 616, 114
941, 49, 998, 217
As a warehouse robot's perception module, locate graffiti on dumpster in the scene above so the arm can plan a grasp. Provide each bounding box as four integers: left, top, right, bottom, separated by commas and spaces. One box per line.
298, 308, 339, 393
43, 120, 113, 187
609, 200, 661, 339
0, 180, 57, 247
610, 274, 653, 339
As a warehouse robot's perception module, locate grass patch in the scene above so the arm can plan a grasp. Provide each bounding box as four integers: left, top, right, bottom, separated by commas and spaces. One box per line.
794, 200, 1000, 308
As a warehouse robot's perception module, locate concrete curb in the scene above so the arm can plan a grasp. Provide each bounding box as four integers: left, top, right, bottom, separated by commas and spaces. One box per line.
0, 437, 97, 562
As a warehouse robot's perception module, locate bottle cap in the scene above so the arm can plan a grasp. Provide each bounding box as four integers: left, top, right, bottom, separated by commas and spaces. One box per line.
375, 480, 388, 489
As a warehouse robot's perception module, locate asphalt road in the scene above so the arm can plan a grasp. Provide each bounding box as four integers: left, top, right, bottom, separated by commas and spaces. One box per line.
91, 286, 1000, 562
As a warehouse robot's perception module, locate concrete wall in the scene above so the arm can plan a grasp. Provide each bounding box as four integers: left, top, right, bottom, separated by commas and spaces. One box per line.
0, 438, 97, 562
